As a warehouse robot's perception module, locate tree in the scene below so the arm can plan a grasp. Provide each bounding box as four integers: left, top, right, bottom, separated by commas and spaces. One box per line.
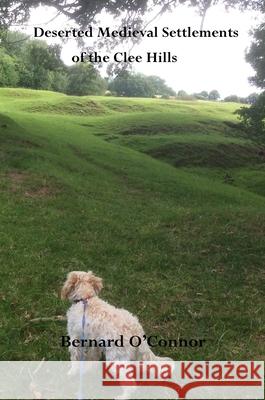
108, 72, 175, 97
236, 92, 265, 138
109, 72, 151, 97
49, 70, 69, 93
1, 30, 29, 59
246, 92, 259, 104
0, 28, 106, 94
194, 90, 209, 100
178, 90, 188, 97
18, 41, 65, 90
66, 63, 106, 96
0, 30, 67, 91
200, 90, 208, 98
0, 48, 19, 87
145, 76, 176, 96
208, 89, 220, 101
246, 23, 265, 89
236, 23, 265, 140
224, 95, 240, 103
177, 90, 195, 100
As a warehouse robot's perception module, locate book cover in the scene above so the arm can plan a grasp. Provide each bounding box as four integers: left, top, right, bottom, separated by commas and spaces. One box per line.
0, 1, 264, 398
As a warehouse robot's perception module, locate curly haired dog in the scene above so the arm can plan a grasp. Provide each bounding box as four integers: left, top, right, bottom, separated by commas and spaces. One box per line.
61, 271, 171, 362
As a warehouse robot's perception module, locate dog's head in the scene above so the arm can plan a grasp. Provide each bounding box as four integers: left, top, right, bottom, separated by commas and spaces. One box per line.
61, 271, 103, 302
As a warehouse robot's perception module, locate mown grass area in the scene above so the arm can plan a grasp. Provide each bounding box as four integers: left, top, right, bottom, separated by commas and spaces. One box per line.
0, 88, 264, 362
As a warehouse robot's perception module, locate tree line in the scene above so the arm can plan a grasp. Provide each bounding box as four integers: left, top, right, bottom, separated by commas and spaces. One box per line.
0, 31, 261, 107
0, 31, 106, 95
0, 30, 179, 97
1, 31, 251, 102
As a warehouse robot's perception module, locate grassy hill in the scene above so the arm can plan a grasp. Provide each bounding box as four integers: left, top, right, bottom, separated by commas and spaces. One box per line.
0, 88, 264, 361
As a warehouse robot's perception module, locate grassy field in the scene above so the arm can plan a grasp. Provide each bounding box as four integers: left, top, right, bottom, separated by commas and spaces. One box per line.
0, 88, 264, 362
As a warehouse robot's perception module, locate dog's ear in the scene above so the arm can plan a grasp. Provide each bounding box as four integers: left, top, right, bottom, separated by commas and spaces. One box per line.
61, 271, 79, 300
88, 272, 103, 295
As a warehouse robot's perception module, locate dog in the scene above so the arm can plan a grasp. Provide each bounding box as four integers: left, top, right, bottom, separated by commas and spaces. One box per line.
61, 271, 172, 362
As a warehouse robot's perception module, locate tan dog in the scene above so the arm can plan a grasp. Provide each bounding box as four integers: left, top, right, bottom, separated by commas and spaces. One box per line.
61, 271, 171, 362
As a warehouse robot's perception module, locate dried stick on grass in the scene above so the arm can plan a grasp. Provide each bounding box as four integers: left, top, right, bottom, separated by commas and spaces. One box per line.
29, 315, 66, 323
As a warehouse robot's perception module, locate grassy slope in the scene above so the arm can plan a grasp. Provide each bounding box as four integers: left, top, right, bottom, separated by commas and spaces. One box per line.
0, 88, 264, 361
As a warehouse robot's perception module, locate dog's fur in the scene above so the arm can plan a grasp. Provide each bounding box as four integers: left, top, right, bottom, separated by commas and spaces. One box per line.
61, 271, 171, 362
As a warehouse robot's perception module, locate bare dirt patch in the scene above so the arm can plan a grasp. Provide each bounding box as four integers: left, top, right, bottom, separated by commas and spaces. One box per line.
6, 171, 58, 199
8, 171, 30, 186
24, 186, 54, 198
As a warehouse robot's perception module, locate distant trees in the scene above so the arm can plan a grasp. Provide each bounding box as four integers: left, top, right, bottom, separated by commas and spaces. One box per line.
194, 90, 208, 100
224, 93, 259, 104
224, 95, 242, 103
177, 90, 195, 100
0, 29, 107, 95
208, 89, 220, 101
177, 90, 258, 104
178, 90, 188, 97
109, 72, 153, 97
246, 92, 259, 104
193, 90, 220, 101
146, 75, 176, 97
199, 90, 208, 98
0, 29, 178, 97
108, 72, 176, 97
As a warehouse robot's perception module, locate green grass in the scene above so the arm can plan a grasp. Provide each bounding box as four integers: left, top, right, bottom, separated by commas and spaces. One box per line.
0, 88, 264, 362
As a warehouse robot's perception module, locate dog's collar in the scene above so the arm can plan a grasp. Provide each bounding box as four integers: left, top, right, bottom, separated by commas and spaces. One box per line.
73, 298, 90, 304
